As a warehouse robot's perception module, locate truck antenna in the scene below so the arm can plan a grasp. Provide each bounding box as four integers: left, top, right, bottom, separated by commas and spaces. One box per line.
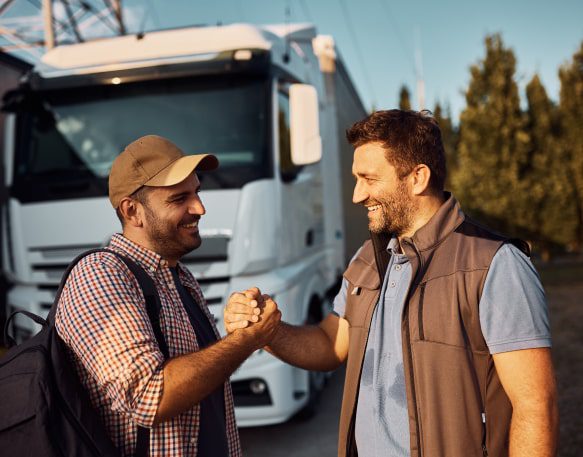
283, 1, 290, 64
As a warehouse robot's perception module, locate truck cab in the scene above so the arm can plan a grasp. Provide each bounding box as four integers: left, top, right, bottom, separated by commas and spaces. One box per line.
2, 23, 367, 426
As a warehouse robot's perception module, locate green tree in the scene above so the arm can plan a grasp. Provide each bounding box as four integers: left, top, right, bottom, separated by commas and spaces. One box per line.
558, 42, 583, 251
399, 85, 411, 110
453, 34, 530, 235
524, 74, 577, 257
433, 102, 458, 190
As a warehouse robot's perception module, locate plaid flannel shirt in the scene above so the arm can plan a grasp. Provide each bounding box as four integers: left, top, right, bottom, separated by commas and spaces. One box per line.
55, 234, 242, 457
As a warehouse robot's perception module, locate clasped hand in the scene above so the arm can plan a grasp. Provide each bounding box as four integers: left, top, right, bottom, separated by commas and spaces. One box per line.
224, 287, 281, 349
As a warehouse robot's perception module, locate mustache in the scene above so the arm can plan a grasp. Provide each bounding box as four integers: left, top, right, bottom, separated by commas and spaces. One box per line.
363, 200, 383, 207
180, 215, 200, 225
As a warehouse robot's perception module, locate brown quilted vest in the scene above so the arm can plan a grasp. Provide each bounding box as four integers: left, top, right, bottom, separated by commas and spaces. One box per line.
338, 194, 529, 457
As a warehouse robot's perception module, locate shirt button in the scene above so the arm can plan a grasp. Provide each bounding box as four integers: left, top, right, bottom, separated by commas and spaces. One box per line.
390, 281, 396, 288
395, 265, 402, 271
190, 437, 196, 445
149, 266, 155, 272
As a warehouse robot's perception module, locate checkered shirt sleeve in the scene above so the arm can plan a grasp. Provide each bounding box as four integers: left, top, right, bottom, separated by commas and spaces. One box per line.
56, 253, 165, 428
55, 234, 242, 457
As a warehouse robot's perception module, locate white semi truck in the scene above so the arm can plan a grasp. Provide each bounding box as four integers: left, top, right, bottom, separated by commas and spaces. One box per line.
1, 23, 368, 426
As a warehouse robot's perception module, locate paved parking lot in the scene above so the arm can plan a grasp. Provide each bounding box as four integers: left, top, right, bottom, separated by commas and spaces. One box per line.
239, 367, 345, 457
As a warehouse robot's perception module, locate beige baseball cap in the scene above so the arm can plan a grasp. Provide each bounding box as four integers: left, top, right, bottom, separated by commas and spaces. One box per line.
108, 135, 218, 208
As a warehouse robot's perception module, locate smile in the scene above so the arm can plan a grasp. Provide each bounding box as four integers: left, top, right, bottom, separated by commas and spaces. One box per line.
181, 222, 198, 229
367, 205, 382, 212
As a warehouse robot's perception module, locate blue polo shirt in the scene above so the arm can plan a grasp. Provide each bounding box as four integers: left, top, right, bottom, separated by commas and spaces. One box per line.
333, 240, 551, 457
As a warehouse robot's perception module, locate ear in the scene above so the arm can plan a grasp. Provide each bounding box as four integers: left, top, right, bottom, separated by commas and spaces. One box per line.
118, 197, 143, 228
410, 164, 432, 196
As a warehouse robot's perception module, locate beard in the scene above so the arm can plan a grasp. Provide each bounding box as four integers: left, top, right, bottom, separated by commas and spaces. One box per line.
142, 206, 201, 260
367, 179, 417, 236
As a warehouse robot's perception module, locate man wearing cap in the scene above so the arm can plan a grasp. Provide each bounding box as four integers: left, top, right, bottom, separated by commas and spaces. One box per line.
55, 135, 280, 457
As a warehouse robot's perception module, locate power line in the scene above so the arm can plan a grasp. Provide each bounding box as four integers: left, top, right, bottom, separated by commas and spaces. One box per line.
338, 0, 377, 107
61, 0, 84, 42
0, 0, 17, 16
377, 0, 416, 74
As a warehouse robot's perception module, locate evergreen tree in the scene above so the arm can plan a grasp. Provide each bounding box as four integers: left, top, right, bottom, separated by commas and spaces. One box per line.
433, 102, 458, 190
453, 34, 530, 235
558, 42, 583, 251
524, 74, 577, 257
399, 85, 412, 110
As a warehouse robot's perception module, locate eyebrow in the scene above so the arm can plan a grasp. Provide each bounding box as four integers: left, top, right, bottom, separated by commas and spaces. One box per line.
352, 171, 377, 180
167, 187, 199, 200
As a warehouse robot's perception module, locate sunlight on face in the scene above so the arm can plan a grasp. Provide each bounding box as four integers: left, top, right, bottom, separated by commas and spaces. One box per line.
141, 173, 206, 262
352, 142, 417, 236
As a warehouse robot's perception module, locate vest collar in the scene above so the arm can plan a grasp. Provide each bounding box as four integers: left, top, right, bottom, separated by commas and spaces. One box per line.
369, 192, 465, 281
402, 192, 465, 253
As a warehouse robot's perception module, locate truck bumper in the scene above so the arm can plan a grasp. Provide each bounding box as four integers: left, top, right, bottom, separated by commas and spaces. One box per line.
231, 351, 308, 427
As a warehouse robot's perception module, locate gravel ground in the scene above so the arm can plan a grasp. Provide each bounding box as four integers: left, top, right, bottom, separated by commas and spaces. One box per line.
546, 282, 583, 456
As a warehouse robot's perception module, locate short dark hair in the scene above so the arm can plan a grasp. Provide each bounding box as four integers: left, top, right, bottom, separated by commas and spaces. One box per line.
115, 186, 152, 226
346, 109, 447, 192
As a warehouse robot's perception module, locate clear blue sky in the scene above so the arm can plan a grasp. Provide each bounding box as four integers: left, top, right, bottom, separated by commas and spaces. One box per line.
5, 0, 583, 120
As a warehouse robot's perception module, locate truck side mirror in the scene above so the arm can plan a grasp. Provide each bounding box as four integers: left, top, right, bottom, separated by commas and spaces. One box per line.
289, 84, 322, 165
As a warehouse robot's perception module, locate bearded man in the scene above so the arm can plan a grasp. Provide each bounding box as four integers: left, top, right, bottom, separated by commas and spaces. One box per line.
55, 135, 280, 456
225, 110, 558, 457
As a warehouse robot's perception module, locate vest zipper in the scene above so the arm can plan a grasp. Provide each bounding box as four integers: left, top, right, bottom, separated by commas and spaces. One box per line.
481, 412, 488, 456
418, 283, 426, 341
404, 305, 422, 456
403, 239, 424, 456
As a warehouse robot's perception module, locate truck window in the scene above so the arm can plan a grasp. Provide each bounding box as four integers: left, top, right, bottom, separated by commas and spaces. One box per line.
12, 75, 272, 203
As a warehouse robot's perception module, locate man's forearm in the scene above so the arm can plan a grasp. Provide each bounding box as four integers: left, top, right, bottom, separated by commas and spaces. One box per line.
509, 400, 559, 457
153, 331, 254, 425
266, 322, 344, 371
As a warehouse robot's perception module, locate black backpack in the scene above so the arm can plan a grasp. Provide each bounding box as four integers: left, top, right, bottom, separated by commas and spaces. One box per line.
0, 249, 169, 457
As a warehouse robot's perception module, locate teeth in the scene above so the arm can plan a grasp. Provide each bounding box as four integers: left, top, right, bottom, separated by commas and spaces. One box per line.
367, 205, 382, 212
182, 222, 198, 228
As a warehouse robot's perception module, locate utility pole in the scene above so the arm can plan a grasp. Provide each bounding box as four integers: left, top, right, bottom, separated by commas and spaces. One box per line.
415, 26, 425, 111
42, 0, 55, 50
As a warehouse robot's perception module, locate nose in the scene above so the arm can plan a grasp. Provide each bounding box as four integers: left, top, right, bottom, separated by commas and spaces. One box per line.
352, 179, 368, 205
189, 194, 206, 216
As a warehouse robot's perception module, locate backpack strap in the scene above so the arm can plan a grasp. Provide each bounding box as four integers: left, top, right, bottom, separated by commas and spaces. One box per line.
49, 248, 168, 457
4, 248, 108, 347
114, 254, 167, 457
4, 310, 48, 347
45, 248, 169, 358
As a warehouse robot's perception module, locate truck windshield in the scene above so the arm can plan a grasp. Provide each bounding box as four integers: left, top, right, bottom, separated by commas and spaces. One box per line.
12, 75, 271, 203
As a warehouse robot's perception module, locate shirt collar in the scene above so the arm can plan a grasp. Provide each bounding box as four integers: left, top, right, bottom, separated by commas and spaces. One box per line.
386, 237, 401, 255
108, 233, 165, 273
175, 263, 199, 290
108, 234, 201, 290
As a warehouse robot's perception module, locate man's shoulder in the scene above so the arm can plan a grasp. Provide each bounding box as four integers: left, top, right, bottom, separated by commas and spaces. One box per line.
66, 249, 134, 286
343, 240, 380, 287
350, 240, 375, 265
454, 216, 530, 257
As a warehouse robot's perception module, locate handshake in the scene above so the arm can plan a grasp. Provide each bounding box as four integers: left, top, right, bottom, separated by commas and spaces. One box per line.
223, 287, 282, 350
